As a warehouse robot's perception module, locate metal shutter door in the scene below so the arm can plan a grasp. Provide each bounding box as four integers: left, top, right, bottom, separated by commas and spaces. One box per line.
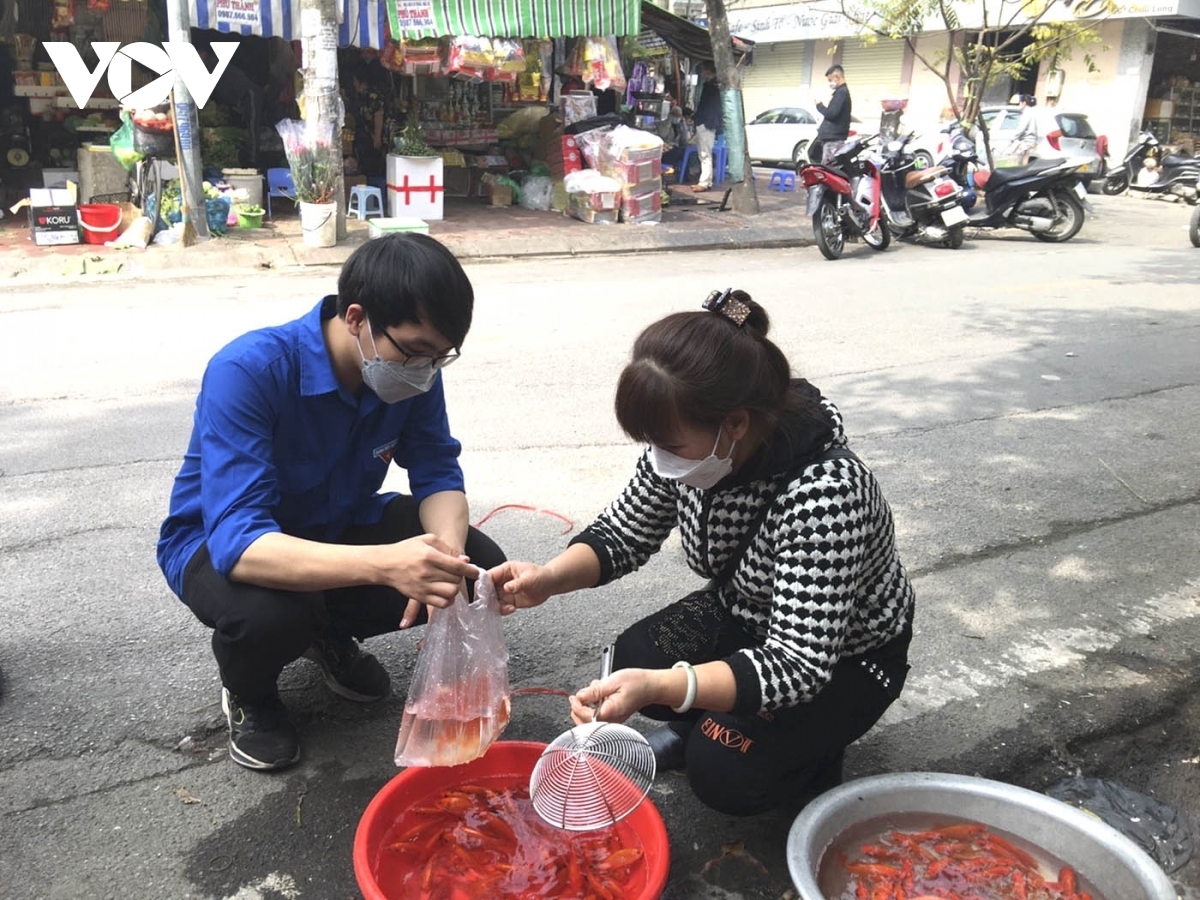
838, 39, 906, 118
742, 42, 810, 120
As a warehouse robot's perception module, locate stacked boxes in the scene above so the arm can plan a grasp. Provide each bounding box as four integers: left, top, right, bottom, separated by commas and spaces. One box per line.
598, 126, 664, 225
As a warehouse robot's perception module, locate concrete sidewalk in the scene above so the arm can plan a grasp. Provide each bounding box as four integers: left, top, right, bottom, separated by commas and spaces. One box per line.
0, 179, 810, 284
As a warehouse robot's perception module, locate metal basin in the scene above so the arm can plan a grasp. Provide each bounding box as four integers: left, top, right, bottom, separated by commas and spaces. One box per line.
787, 772, 1175, 900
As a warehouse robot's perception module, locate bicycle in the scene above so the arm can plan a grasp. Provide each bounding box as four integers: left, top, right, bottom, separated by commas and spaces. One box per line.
130, 120, 176, 228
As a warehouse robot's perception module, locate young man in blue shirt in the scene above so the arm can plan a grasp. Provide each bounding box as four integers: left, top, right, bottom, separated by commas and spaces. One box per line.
157, 234, 501, 771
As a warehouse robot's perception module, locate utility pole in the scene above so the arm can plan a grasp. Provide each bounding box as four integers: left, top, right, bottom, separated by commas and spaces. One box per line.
163, 0, 210, 240
300, 0, 346, 241
705, 0, 759, 214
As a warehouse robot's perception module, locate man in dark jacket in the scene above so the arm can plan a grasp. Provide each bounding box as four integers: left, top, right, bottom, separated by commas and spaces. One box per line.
692, 62, 723, 191
811, 65, 851, 164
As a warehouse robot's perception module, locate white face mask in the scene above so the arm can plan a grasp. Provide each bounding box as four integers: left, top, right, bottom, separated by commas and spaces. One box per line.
650, 427, 736, 490
357, 320, 438, 404
828, 81, 839, 91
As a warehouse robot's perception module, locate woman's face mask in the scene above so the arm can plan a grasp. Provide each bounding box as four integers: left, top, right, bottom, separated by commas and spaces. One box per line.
357, 320, 438, 404
650, 427, 736, 490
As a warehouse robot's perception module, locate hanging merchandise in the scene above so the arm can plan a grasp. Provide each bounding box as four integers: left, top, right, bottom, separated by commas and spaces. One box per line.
379, 40, 404, 72
444, 36, 493, 81
488, 38, 525, 83
51, 0, 75, 30
87, 0, 110, 12
401, 39, 442, 76
579, 36, 626, 93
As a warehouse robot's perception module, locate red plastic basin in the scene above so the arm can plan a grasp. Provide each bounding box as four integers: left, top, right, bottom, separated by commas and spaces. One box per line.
353, 740, 670, 900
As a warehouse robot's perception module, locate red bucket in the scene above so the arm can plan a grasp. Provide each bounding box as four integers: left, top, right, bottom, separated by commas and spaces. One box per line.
77, 203, 122, 245
354, 740, 670, 900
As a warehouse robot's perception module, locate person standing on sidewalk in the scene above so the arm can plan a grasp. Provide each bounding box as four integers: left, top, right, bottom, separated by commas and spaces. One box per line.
692, 62, 723, 192
490, 289, 915, 817
811, 65, 852, 164
157, 234, 503, 772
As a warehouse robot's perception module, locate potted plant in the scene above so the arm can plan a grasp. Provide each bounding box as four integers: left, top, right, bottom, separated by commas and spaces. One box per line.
276, 119, 341, 247
387, 119, 444, 221
235, 204, 265, 228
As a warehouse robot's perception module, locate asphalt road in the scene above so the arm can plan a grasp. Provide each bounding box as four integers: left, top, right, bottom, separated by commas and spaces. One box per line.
0, 194, 1198, 900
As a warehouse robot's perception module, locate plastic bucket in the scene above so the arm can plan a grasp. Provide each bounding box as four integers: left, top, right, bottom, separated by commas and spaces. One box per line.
77, 203, 122, 244
299, 201, 337, 248
353, 740, 670, 900
236, 208, 264, 228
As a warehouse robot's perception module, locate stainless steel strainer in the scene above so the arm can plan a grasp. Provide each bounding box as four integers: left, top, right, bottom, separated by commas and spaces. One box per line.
529, 645, 657, 831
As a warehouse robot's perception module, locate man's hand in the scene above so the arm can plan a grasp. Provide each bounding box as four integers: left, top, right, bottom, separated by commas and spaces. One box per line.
381, 534, 477, 628
488, 560, 556, 615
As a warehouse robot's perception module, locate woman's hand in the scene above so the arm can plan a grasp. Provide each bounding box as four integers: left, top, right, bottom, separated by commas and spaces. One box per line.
569, 669, 666, 725
488, 560, 556, 614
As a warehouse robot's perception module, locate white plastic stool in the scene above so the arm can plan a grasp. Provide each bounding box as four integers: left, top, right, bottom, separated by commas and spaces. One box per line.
348, 185, 385, 220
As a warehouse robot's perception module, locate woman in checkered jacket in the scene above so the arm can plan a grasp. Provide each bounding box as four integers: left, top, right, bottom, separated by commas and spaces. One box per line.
490, 289, 915, 816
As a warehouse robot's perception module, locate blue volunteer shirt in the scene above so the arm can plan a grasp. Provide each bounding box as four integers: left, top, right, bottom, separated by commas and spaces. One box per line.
157, 296, 465, 599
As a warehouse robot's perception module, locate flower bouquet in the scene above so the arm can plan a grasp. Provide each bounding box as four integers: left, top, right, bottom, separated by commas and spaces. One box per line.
275, 119, 340, 204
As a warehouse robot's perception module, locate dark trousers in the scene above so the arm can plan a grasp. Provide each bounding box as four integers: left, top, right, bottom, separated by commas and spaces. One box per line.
180, 496, 506, 701
612, 589, 910, 816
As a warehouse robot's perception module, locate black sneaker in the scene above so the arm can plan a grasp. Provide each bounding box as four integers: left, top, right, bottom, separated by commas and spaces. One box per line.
303, 636, 390, 702
221, 688, 300, 771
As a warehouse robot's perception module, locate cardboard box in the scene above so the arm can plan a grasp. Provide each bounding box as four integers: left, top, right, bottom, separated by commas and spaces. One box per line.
546, 135, 582, 177
567, 189, 617, 212
621, 188, 662, 224
27, 188, 80, 246
1144, 99, 1175, 119
488, 183, 514, 207
13, 70, 37, 86
607, 158, 662, 191
368, 217, 430, 239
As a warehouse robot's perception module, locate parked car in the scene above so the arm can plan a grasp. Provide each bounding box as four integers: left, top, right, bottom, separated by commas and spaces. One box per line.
744, 106, 872, 166
971, 106, 1107, 186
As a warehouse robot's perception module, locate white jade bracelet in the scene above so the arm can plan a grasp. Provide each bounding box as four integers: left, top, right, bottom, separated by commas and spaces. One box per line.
671, 661, 698, 714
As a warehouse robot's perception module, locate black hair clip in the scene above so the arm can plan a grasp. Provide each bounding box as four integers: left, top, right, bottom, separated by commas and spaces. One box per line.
703, 288, 751, 326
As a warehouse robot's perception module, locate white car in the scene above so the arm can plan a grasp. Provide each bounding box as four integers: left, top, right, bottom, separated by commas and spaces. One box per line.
744, 107, 820, 166
744, 107, 874, 166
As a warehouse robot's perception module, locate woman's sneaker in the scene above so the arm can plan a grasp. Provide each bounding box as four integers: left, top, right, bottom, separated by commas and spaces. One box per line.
303, 636, 390, 702
221, 688, 300, 771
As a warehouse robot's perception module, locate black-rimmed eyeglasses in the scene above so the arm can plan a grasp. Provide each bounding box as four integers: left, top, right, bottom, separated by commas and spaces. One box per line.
378, 330, 460, 369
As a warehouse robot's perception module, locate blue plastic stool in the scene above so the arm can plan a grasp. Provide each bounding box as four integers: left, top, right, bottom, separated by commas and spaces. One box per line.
713, 135, 728, 186
676, 138, 729, 186
768, 171, 796, 192
677, 146, 696, 184
348, 185, 384, 220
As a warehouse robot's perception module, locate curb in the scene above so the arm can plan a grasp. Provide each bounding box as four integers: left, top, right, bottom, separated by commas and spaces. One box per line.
0, 227, 813, 286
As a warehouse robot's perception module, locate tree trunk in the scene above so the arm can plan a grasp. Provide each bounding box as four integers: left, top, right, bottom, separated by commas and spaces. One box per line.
705, 0, 759, 215
300, 0, 346, 241
164, 0, 209, 241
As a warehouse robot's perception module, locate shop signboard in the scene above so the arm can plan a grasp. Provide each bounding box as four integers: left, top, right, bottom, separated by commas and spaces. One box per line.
213, 0, 262, 30
730, 0, 1193, 44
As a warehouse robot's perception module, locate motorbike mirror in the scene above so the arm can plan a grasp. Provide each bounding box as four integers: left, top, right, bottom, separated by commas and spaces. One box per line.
887, 140, 903, 152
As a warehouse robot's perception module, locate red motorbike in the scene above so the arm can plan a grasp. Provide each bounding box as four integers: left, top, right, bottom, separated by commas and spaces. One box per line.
798, 136, 890, 260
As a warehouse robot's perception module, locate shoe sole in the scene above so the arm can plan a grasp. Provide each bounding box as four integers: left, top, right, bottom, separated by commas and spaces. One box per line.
221, 689, 301, 771
302, 648, 388, 703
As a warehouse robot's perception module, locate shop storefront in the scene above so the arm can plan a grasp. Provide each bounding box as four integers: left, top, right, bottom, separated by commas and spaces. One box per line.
725, 0, 1200, 159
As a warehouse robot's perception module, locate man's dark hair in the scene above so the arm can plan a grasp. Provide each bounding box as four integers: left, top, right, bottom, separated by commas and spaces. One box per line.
825, 65, 845, 78
337, 234, 474, 348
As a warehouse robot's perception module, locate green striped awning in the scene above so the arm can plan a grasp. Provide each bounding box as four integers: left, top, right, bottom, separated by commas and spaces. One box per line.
387, 0, 641, 39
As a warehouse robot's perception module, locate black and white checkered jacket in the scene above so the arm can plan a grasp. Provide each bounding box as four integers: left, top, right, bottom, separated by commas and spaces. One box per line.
571, 386, 915, 715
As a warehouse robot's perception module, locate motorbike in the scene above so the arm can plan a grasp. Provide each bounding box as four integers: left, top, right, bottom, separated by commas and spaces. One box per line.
877, 132, 969, 248
938, 128, 1091, 243
1103, 131, 1200, 201
797, 135, 890, 261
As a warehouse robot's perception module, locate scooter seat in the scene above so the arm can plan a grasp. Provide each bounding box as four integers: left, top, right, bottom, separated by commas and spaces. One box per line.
1160, 154, 1198, 168
984, 159, 1069, 188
